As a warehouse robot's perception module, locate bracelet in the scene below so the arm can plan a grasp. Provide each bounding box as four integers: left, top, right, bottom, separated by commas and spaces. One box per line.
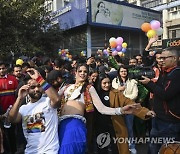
36, 76, 51, 91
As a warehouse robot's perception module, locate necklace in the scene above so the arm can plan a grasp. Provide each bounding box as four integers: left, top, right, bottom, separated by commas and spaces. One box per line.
66, 82, 85, 101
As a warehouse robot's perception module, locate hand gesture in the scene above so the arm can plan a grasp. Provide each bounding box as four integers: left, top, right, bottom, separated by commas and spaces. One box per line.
139, 76, 151, 85
86, 57, 95, 65
26, 68, 40, 80
121, 103, 141, 114
18, 85, 30, 100
4, 105, 12, 117
145, 111, 156, 118
148, 36, 158, 45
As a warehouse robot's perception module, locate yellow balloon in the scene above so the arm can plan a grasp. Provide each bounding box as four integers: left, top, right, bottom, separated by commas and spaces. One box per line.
16, 59, 24, 65
122, 42, 127, 48
147, 30, 156, 38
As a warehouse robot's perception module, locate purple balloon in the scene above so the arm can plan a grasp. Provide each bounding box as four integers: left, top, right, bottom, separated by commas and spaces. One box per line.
103, 49, 107, 54
150, 20, 160, 30
116, 45, 122, 51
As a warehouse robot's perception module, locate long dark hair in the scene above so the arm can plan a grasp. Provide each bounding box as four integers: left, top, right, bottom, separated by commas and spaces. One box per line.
95, 73, 111, 93
74, 63, 89, 99
95, 1, 105, 20
117, 65, 129, 84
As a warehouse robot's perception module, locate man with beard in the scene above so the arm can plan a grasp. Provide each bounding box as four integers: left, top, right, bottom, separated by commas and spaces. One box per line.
13, 64, 24, 81
8, 68, 61, 154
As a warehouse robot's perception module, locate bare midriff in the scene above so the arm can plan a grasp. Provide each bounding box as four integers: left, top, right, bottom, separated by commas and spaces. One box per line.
60, 100, 85, 116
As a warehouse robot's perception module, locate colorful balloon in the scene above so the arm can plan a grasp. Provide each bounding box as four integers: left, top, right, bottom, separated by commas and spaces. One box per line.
110, 41, 117, 48
111, 48, 116, 52
112, 51, 118, 56
116, 45, 122, 51
141, 23, 151, 32
109, 37, 116, 43
103, 49, 108, 54
116, 37, 123, 45
156, 27, 163, 36
122, 42, 127, 48
147, 30, 156, 38
150, 20, 160, 30
122, 48, 126, 53
118, 52, 123, 56
16, 59, 24, 65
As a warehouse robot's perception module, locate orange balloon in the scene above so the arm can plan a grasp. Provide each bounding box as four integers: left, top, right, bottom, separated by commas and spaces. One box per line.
110, 41, 117, 48
141, 23, 151, 32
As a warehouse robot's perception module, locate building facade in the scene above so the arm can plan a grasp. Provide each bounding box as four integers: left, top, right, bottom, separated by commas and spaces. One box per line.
128, 0, 180, 48
45, 0, 161, 56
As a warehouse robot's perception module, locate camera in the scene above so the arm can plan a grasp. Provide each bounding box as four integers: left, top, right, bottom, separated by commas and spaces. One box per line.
128, 66, 155, 80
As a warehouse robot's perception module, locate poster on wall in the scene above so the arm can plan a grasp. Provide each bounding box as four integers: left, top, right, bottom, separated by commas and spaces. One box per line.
89, 0, 161, 30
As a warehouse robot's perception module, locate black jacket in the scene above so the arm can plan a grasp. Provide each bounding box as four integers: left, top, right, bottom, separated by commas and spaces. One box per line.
146, 66, 180, 123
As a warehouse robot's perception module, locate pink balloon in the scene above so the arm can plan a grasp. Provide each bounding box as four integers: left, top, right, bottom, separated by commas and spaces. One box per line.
116, 37, 123, 45
150, 20, 160, 30
112, 51, 118, 56
116, 45, 122, 51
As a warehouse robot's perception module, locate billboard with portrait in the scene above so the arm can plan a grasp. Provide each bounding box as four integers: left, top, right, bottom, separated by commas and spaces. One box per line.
56, 0, 87, 30
89, 0, 161, 30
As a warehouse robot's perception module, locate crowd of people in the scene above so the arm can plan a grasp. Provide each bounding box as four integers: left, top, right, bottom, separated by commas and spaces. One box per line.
0, 37, 180, 154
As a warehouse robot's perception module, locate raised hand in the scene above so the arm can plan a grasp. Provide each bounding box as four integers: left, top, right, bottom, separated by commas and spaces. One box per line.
18, 85, 30, 100
148, 36, 158, 45
26, 68, 40, 80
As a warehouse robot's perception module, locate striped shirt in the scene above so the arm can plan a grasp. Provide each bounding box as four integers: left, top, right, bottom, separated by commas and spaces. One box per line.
0, 75, 18, 112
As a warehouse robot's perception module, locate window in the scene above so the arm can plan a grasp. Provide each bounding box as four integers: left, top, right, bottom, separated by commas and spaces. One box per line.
142, 0, 162, 8
169, 7, 177, 13
172, 30, 176, 38
176, 29, 180, 38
